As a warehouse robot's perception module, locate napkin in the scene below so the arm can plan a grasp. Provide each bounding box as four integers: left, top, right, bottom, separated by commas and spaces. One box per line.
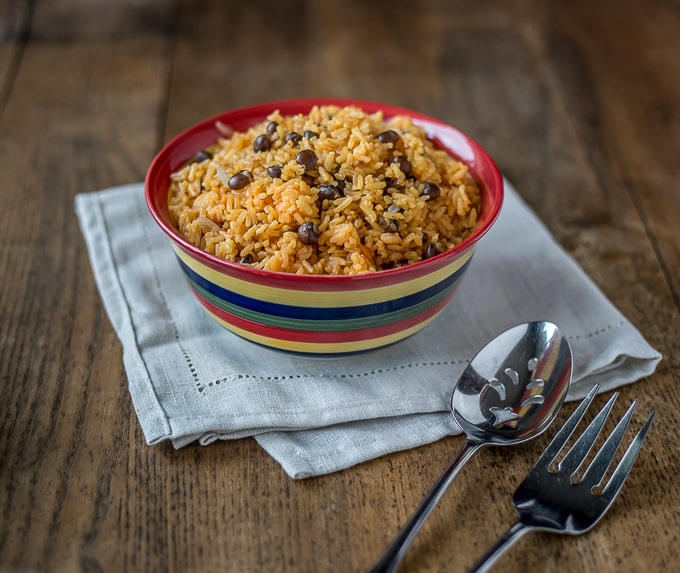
75, 180, 661, 478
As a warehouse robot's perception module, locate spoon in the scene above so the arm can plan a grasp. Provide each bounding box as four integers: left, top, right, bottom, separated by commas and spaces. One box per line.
370, 320, 573, 573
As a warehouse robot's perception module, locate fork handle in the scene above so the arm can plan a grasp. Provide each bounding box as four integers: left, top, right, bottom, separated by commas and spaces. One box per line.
469, 521, 533, 573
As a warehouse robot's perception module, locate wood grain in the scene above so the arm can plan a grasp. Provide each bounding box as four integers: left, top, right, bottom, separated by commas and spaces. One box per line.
1, 0, 678, 571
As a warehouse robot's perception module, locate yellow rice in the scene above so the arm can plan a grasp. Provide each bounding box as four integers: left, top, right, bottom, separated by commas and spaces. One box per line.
167, 105, 481, 274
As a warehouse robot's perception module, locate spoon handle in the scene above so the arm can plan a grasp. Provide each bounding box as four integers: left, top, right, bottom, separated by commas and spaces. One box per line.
468, 521, 532, 572
369, 439, 483, 573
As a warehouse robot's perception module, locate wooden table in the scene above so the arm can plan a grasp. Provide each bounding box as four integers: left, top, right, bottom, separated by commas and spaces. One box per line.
2, 0, 678, 571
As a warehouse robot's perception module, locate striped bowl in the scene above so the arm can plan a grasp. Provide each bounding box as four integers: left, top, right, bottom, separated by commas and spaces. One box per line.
145, 99, 503, 355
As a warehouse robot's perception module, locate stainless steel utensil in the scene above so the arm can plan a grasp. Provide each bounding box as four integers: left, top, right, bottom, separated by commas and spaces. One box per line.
370, 321, 573, 573
470, 385, 656, 572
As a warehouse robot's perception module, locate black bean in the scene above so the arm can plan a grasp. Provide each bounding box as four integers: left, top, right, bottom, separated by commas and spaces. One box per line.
296, 149, 318, 170
378, 215, 398, 233
185, 149, 213, 166
383, 176, 400, 189
228, 170, 252, 190
239, 254, 253, 264
318, 184, 341, 201
266, 121, 278, 135
298, 222, 320, 245
304, 130, 319, 139
421, 181, 441, 200
284, 131, 302, 146
334, 176, 348, 190
377, 130, 400, 144
302, 173, 316, 186
390, 155, 412, 176
424, 243, 440, 259
253, 134, 271, 152
267, 165, 282, 178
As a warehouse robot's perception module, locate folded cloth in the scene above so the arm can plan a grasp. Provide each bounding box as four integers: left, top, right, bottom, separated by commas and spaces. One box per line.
75, 180, 661, 478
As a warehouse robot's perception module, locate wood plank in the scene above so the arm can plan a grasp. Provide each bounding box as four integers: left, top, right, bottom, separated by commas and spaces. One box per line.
0, 0, 30, 112
29, 0, 178, 41
0, 1, 175, 571
543, 0, 680, 306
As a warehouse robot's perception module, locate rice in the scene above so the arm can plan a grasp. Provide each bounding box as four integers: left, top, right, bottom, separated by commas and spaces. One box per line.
167, 105, 481, 275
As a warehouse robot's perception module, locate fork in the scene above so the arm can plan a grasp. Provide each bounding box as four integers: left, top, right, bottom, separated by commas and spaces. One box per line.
470, 385, 656, 572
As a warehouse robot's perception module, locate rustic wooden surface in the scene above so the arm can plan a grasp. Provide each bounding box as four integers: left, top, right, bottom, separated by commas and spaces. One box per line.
1, 0, 678, 571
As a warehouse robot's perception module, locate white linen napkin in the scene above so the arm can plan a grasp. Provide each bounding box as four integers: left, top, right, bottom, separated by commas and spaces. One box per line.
75, 180, 661, 478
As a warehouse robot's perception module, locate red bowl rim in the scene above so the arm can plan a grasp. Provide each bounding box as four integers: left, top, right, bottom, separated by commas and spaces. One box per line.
145, 97, 504, 284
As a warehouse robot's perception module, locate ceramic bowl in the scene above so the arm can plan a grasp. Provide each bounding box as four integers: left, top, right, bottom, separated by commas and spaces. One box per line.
145, 99, 503, 354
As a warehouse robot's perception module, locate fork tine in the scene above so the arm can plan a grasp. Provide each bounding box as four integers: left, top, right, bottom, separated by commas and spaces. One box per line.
581, 401, 637, 486
558, 392, 619, 478
600, 409, 656, 500
532, 385, 600, 472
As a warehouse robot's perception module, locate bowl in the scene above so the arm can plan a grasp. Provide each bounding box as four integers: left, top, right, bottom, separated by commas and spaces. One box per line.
145, 98, 503, 354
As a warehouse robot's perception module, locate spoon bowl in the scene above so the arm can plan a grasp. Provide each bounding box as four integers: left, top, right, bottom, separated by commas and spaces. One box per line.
452, 320, 572, 444
370, 320, 572, 573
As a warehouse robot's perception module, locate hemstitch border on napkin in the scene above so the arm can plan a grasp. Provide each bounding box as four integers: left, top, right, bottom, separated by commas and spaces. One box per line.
194, 359, 469, 394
